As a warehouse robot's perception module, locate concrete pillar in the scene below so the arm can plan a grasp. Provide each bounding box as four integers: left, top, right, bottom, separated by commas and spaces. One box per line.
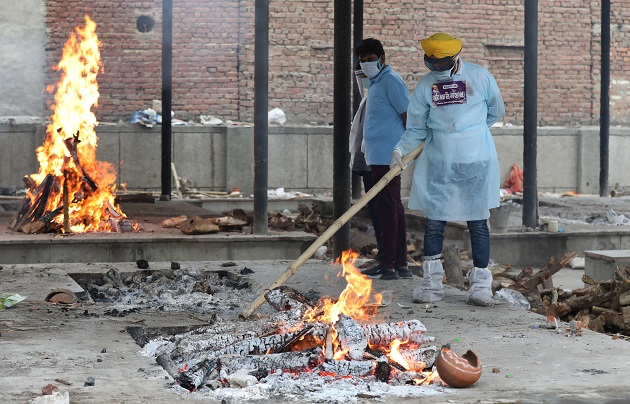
226, 126, 255, 195
578, 128, 600, 195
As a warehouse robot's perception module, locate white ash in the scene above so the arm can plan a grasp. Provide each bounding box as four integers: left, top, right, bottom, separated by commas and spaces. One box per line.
90, 266, 254, 317
172, 370, 450, 403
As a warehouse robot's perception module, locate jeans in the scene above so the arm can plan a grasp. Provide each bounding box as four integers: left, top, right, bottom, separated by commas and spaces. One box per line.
424, 218, 490, 268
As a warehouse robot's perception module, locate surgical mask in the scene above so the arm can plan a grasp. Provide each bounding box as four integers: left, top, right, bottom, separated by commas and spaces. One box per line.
432, 70, 453, 82
360, 57, 382, 79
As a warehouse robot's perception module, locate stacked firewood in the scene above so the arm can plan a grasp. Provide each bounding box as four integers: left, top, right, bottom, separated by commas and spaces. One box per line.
152, 286, 438, 392
161, 204, 334, 236
493, 251, 630, 337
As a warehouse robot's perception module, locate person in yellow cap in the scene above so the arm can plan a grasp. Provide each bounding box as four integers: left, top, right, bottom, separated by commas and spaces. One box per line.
390, 33, 505, 306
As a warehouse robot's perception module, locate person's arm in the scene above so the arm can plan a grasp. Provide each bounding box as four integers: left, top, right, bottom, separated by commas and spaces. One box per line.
395, 81, 430, 156
485, 70, 505, 127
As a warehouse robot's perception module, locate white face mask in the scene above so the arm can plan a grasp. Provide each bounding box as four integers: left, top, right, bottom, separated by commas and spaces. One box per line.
432, 70, 452, 82
360, 58, 382, 79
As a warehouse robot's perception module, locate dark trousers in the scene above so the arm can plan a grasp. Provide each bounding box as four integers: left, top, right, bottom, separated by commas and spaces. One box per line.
370, 165, 407, 269
424, 218, 490, 268
355, 170, 382, 255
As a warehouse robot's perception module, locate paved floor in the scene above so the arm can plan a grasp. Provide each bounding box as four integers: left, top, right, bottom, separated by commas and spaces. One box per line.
1, 193, 630, 403
1, 258, 629, 404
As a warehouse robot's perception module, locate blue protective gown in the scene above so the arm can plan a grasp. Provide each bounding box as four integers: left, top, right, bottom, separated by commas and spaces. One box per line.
395, 60, 505, 221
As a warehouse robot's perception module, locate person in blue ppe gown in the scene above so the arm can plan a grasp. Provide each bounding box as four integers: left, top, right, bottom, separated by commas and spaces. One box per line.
391, 33, 505, 305
355, 38, 411, 281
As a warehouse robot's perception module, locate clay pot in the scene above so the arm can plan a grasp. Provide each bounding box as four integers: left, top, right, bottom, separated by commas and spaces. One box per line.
45, 288, 78, 304
434, 348, 482, 388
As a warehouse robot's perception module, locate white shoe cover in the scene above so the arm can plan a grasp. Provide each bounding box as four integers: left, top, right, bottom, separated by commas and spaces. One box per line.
465, 267, 494, 307
413, 259, 444, 303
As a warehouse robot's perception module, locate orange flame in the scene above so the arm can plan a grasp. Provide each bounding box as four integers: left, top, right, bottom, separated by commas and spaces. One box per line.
26, 15, 131, 233
416, 369, 440, 385
303, 250, 382, 324
388, 339, 410, 370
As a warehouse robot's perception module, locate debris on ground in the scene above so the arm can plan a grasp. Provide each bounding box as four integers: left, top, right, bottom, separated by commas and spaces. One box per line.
0, 292, 27, 308
491, 252, 630, 338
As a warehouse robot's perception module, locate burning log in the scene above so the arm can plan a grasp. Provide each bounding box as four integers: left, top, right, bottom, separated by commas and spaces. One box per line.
10, 174, 56, 231
220, 348, 324, 374
178, 357, 221, 391
363, 320, 430, 348
156, 352, 180, 380
398, 346, 439, 370
321, 359, 377, 377
335, 314, 367, 360
63, 133, 98, 192
170, 331, 260, 363
183, 327, 327, 363
264, 286, 316, 315
325, 326, 334, 360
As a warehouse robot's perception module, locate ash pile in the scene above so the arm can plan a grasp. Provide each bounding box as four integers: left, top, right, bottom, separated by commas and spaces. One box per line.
137, 253, 447, 402
78, 261, 254, 318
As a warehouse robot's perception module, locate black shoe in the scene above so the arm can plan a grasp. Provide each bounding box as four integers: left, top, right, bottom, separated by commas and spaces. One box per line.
379, 269, 400, 280
396, 267, 413, 279
361, 264, 389, 277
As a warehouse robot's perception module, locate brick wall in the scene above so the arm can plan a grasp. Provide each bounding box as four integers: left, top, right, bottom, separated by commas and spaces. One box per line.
44, 0, 630, 126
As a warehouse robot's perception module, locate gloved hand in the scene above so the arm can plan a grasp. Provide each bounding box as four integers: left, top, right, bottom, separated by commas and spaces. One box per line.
390, 149, 406, 170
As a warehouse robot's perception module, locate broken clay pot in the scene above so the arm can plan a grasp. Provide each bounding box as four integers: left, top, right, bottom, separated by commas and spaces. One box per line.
434, 348, 482, 388
45, 288, 78, 304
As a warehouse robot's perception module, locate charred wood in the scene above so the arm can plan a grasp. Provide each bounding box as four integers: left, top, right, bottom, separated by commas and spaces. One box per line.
171, 331, 260, 363
220, 348, 324, 374
63, 133, 98, 192
264, 286, 316, 315
335, 314, 367, 360
183, 327, 327, 363
363, 320, 429, 348
321, 359, 376, 377
178, 357, 221, 391
398, 346, 439, 370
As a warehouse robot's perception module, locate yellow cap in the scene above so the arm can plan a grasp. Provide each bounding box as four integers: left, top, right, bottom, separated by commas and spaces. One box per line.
421, 33, 463, 58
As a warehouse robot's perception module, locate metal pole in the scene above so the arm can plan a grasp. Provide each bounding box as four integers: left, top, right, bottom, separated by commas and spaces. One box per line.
352, 0, 363, 115
522, 0, 538, 228
600, 0, 610, 197
333, 0, 352, 259
350, 0, 364, 200
160, 0, 173, 201
253, 0, 269, 234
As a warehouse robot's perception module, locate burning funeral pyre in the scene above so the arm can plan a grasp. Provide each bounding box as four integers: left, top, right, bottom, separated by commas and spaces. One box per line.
10, 16, 135, 234
139, 251, 447, 399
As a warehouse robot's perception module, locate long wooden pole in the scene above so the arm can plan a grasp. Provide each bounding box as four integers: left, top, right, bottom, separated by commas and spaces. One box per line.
240, 143, 425, 319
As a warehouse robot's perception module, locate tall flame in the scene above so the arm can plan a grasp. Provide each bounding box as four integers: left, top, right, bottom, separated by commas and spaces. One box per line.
303, 250, 382, 324
26, 15, 129, 233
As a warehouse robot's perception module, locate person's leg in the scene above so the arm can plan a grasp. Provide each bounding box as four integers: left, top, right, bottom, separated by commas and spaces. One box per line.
423, 219, 446, 258
361, 165, 399, 280
394, 191, 411, 277
467, 219, 490, 268
465, 219, 494, 306
413, 219, 447, 302
360, 170, 382, 256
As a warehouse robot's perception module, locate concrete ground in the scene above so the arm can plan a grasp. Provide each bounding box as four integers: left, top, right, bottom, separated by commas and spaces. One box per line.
1, 258, 629, 404
2, 193, 630, 403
